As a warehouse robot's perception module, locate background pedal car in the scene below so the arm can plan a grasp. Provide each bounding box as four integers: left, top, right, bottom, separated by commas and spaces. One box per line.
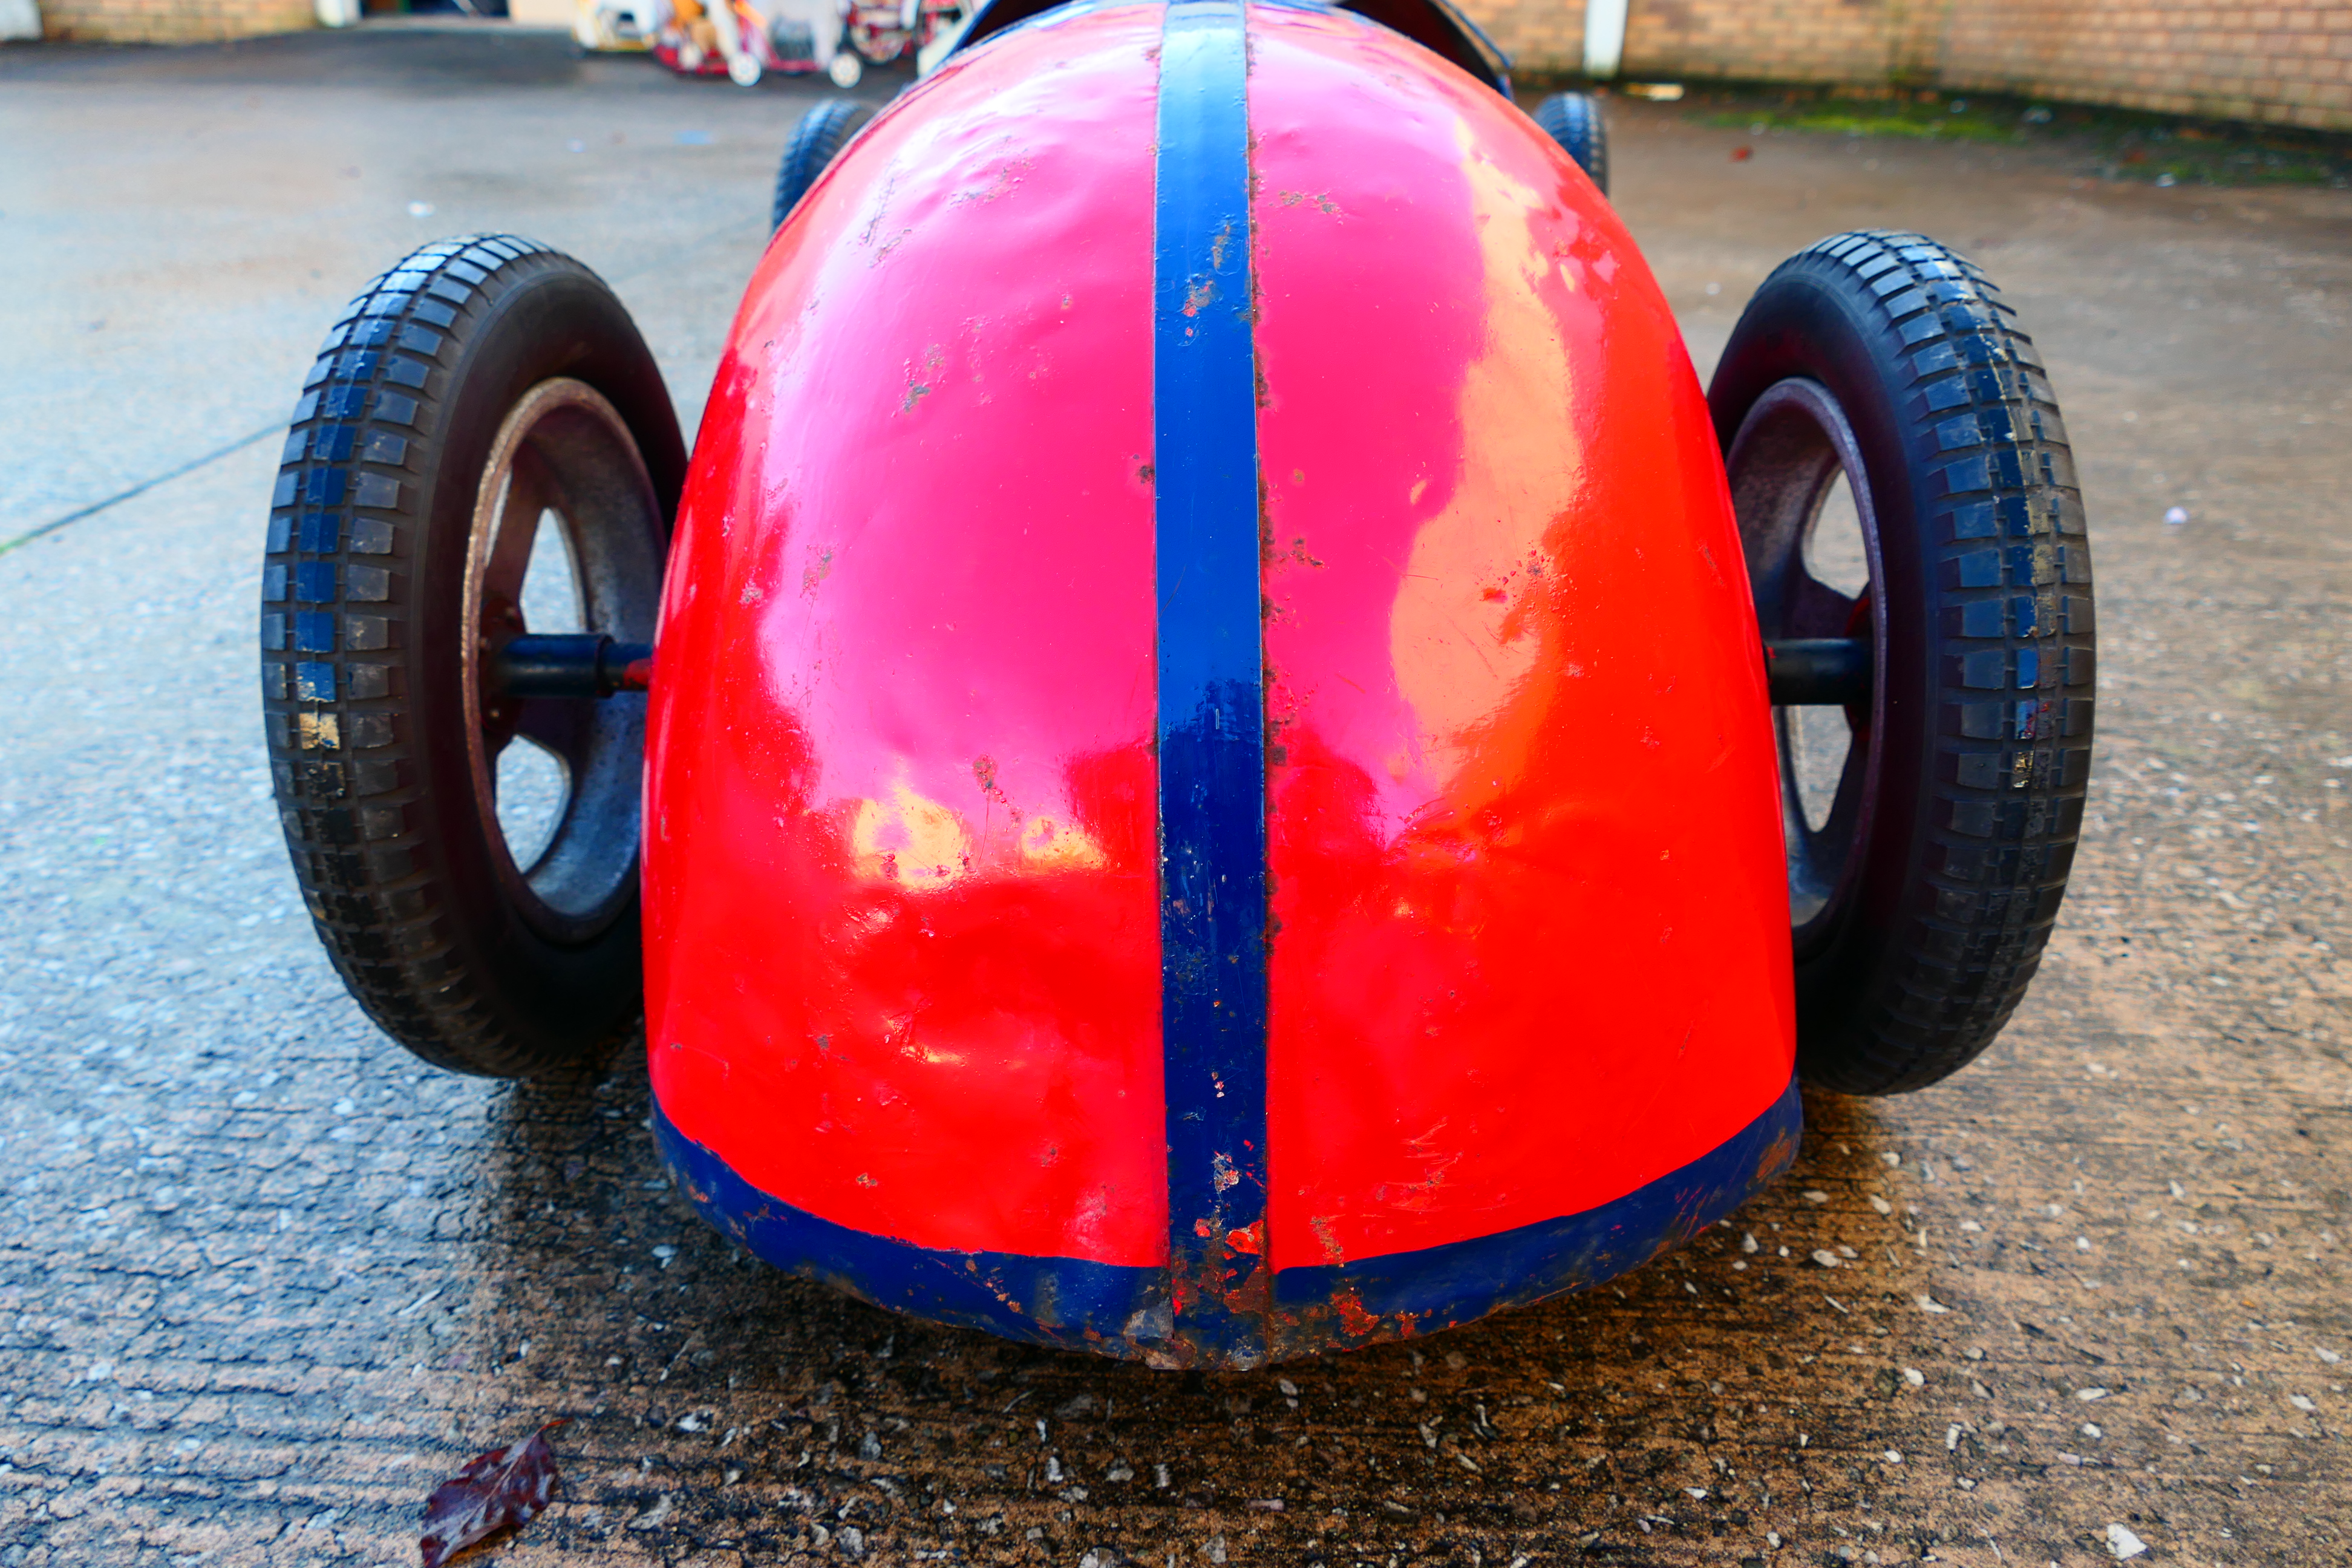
264, 0, 2092, 1367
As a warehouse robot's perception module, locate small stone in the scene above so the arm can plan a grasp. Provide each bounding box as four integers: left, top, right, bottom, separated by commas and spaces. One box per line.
1812, 1250, 1840, 1268
2107, 1523, 2148, 1559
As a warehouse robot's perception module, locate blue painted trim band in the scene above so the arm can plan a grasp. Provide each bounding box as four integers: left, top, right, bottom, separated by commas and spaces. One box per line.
652, 1075, 1795, 1365
1151, 0, 1270, 1366
1267, 1076, 1803, 1350
653, 1108, 1170, 1357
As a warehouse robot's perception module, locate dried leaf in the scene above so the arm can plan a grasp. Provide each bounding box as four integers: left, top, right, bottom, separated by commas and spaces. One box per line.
420, 1419, 567, 1568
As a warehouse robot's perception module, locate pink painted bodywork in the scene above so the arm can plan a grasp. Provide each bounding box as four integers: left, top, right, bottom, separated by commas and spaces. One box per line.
644, 0, 1791, 1276
644, 3, 1171, 1268
1246, 7, 1792, 1271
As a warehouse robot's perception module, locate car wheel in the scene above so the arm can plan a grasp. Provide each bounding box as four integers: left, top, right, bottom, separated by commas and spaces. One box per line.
1710, 229, 2095, 1095
1533, 90, 1607, 195
772, 97, 875, 231
261, 237, 685, 1077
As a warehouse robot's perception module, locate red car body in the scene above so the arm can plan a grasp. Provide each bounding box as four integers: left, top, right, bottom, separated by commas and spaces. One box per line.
641, 0, 1796, 1367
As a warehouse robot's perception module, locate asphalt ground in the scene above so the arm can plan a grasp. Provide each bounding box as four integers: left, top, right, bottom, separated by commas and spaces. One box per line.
2, 25, 2348, 1568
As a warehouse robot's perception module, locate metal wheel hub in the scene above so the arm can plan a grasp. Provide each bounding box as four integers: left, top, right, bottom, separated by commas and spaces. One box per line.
461, 377, 665, 944
1725, 377, 1889, 952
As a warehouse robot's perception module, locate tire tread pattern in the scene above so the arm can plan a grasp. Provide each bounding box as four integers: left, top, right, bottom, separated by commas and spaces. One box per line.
262, 235, 613, 1079
1533, 91, 1609, 197
1779, 229, 2092, 1094
772, 100, 877, 231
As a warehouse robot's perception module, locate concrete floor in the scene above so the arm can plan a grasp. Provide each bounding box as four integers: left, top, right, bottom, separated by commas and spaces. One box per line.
2, 24, 2349, 1568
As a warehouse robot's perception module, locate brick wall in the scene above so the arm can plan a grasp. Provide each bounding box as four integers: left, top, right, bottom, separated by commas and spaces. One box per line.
41, 0, 316, 42
1458, 0, 2352, 131
1619, 0, 1907, 85
1938, 1, 2351, 130
1466, 0, 1590, 73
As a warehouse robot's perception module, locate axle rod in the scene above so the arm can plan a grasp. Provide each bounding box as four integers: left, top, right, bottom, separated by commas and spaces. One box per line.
1763, 637, 1871, 707
489, 635, 653, 699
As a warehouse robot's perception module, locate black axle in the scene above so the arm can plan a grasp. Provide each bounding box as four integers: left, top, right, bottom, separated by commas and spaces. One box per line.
489, 635, 653, 699
489, 633, 1861, 707
1763, 637, 1872, 707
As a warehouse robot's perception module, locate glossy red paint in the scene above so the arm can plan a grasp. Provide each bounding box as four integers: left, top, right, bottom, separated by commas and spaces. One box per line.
645, 0, 1794, 1325
1246, 7, 1795, 1271
642, 3, 1171, 1267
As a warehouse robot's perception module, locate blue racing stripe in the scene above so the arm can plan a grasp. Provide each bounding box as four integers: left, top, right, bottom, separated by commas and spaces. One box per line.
1265, 1076, 1804, 1357
654, 1108, 1169, 1357
1152, 0, 1270, 1368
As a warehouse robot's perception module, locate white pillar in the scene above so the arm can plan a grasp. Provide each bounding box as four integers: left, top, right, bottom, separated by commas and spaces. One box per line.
1583, 0, 1627, 80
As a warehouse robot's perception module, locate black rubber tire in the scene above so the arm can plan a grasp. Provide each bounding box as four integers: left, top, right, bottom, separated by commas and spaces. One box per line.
772, 99, 876, 231
261, 236, 686, 1079
1708, 230, 2094, 1095
1534, 91, 1608, 196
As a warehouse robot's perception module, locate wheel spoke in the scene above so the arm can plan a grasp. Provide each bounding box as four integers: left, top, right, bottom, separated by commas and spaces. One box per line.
512, 697, 593, 780
481, 445, 557, 612
1785, 568, 1857, 641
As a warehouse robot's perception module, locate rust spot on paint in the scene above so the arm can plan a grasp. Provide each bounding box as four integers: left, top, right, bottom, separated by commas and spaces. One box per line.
801, 547, 834, 596
950, 154, 1037, 206
1756, 1117, 1803, 1188
1224, 1256, 1271, 1318
1277, 189, 1341, 216
1331, 1287, 1380, 1338
900, 345, 945, 413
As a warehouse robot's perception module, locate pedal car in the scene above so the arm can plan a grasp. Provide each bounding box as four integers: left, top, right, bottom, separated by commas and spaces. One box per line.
260, 0, 2094, 1368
